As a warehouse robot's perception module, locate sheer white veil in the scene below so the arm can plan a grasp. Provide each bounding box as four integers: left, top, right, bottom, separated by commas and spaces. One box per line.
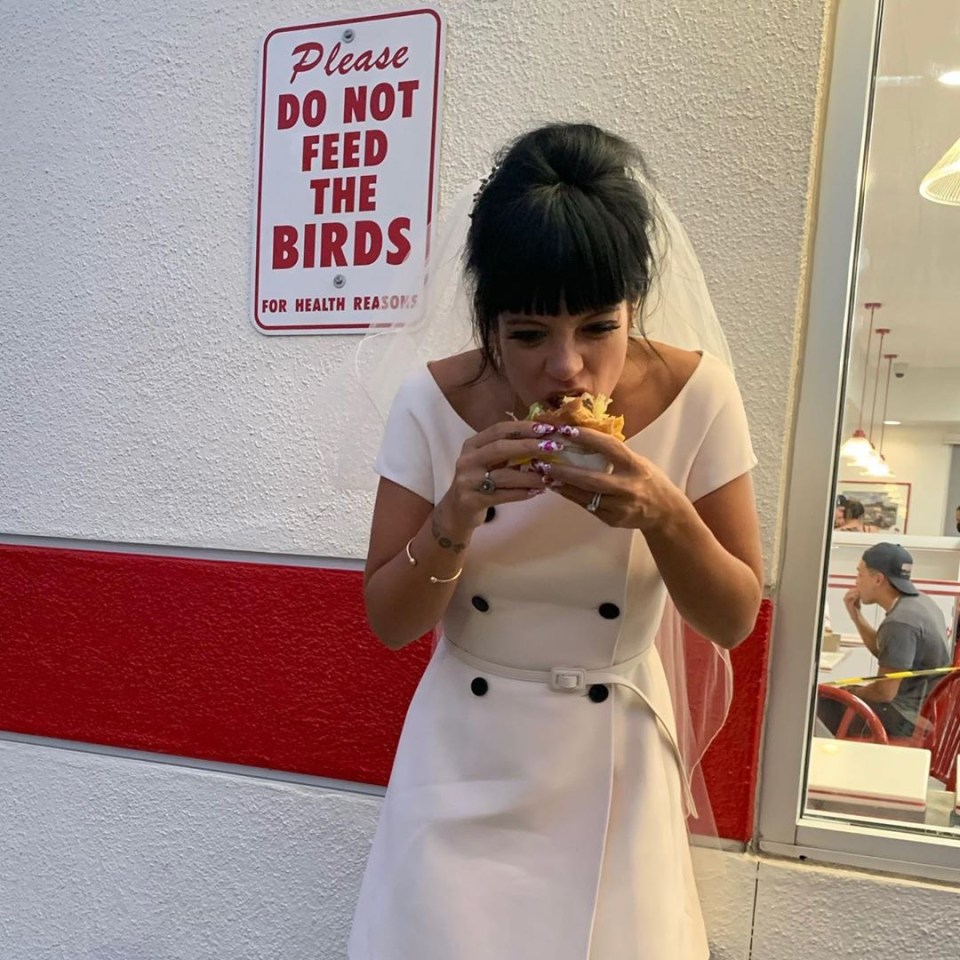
327, 170, 736, 845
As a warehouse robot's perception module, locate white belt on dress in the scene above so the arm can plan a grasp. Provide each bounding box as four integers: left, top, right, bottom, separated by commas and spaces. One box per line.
443, 636, 698, 818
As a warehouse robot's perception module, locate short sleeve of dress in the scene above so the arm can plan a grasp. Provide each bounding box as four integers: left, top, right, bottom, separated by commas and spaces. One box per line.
373, 370, 435, 503
685, 360, 758, 503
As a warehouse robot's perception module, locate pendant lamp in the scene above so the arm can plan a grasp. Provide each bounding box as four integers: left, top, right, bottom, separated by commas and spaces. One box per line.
920, 135, 960, 206
840, 303, 882, 462
861, 346, 895, 477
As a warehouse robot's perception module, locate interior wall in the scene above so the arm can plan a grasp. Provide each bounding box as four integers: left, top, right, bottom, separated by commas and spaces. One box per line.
845, 424, 953, 534
944, 445, 960, 536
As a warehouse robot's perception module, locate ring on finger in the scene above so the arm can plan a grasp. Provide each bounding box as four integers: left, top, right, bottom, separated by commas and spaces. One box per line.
586, 491, 603, 513
478, 470, 497, 494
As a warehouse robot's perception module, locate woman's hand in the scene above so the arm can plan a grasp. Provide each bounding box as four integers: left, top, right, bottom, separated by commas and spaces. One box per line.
531, 427, 684, 531
530, 425, 762, 648
433, 421, 561, 538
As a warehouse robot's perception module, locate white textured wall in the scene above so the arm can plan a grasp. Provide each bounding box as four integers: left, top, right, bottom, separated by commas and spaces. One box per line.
5, 740, 959, 960
0, 0, 828, 578
752, 857, 960, 960
0, 741, 380, 960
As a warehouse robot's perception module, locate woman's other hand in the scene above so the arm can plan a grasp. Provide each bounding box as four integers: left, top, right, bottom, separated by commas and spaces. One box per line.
529, 427, 683, 530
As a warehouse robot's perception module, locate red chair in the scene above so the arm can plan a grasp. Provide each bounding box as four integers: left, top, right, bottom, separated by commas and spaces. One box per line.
888, 672, 960, 791
816, 684, 889, 744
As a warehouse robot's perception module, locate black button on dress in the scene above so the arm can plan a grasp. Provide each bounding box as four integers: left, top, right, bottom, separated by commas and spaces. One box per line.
588, 684, 610, 703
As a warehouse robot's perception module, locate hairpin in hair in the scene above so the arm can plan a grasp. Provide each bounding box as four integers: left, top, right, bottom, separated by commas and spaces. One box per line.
469, 160, 502, 219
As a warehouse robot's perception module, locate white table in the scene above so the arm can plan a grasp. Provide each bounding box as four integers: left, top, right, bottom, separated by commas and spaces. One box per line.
807, 737, 932, 821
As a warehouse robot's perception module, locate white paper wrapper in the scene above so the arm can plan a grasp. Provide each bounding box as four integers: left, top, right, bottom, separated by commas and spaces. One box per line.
550, 444, 613, 473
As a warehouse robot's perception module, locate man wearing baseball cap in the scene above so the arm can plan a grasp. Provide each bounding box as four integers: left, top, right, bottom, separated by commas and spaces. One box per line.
818, 542, 951, 737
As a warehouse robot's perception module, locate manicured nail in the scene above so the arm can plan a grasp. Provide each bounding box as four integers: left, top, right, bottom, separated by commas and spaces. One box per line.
530, 459, 551, 475
527, 488, 545, 498
531, 423, 555, 435
557, 425, 579, 437
538, 440, 564, 452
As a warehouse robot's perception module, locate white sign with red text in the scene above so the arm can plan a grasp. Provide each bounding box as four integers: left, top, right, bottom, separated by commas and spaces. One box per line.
254, 9, 444, 334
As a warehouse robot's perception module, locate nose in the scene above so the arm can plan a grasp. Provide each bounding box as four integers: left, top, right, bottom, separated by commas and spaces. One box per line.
544, 336, 583, 382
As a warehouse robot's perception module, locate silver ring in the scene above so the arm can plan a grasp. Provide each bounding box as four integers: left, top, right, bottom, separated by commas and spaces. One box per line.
478, 471, 497, 494
586, 492, 603, 513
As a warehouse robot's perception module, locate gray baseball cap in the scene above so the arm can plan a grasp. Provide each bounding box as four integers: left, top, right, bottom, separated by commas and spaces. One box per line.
862, 542, 919, 595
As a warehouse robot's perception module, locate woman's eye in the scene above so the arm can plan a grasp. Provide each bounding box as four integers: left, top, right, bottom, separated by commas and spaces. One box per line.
583, 322, 620, 336
506, 330, 547, 344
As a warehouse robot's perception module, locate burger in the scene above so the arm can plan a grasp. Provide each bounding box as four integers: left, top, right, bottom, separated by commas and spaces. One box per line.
525, 392, 624, 471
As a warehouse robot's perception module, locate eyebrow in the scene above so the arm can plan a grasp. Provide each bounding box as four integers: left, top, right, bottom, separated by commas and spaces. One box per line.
502, 308, 619, 325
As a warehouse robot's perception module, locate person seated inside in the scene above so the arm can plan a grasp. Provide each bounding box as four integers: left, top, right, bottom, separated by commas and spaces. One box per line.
833, 494, 848, 529
817, 542, 951, 738
834, 497, 879, 532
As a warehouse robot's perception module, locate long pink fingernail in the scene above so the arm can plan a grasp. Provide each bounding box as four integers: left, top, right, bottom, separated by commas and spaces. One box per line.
538, 440, 564, 452
531, 423, 555, 435
558, 425, 579, 437
527, 488, 545, 498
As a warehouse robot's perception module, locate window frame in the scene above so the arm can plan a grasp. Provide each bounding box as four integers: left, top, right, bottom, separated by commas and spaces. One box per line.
755, 0, 960, 885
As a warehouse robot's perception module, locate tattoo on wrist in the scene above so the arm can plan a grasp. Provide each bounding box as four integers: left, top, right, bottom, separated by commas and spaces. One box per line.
432, 515, 467, 554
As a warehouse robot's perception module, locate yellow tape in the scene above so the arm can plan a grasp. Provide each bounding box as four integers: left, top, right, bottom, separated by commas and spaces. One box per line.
828, 665, 960, 687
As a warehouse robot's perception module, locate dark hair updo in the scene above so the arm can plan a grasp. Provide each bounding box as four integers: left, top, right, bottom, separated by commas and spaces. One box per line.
845, 499, 865, 521
465, 123, 658, 372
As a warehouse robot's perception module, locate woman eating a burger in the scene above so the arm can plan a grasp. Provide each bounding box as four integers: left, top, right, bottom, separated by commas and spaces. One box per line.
349, 123, 763, 960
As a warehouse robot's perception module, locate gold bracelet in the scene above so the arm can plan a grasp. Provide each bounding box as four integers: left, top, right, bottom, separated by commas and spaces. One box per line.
405, 537, 463, 584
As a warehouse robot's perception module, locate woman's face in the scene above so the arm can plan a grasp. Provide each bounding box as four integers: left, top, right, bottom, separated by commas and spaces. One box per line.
496, 302, 632, 410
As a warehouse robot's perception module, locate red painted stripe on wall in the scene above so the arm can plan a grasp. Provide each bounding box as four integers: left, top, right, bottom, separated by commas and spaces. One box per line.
702, 600, 774, 840
0, 543, 771, 841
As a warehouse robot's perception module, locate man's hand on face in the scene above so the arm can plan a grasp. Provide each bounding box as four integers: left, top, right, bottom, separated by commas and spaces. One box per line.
844, 587, 862, 616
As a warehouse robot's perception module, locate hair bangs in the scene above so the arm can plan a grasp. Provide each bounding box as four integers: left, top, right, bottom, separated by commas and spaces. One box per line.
474, 191, 637, 321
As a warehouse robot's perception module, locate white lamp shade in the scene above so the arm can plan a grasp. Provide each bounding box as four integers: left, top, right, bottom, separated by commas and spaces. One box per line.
853, 446, 881, 469
840, 430, 873, 461
920, 135, 960, 206
861, 454, 893, 478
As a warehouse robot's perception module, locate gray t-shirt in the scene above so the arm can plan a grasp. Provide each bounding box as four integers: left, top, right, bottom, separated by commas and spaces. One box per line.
877, 592, 952, 723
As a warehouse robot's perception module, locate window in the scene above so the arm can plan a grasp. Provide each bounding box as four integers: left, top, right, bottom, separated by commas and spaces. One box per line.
758, 0, 960, 883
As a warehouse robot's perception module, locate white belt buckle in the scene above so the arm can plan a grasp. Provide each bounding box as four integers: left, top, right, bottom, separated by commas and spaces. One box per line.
550, 668, 586, 693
